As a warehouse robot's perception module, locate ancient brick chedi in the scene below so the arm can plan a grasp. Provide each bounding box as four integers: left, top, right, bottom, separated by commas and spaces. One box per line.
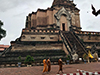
1, 0, 100, 64
26, 0, 80, 31
10, 0, 100, 57
20, 0, 80, 42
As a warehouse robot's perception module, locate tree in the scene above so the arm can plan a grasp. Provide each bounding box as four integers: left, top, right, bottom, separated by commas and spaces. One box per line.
0, 20, 6, 40
18, 56, 22, 62
66, 55, 71, 60
83, 53, 88, 60
24, 55, 34, 65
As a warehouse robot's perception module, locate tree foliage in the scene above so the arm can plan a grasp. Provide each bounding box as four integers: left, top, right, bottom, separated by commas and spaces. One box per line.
83, 53, 88, 60
0, 20, 6, 40
24, 55, 34, 65
66, 55, 71, 60
18, 56, 22, 62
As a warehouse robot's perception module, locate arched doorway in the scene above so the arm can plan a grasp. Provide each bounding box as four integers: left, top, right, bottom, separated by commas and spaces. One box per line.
60, 14, 67, 31
54, 7, 71, 31
62, 23, 65, 31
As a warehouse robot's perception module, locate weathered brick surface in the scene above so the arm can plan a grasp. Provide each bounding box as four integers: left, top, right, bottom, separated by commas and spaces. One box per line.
0, 62, 100, 75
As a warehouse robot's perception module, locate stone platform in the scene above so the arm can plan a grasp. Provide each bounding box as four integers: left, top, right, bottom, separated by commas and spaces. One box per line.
0, 62, 100, 75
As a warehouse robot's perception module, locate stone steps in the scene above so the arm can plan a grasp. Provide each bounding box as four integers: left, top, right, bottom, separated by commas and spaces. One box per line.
62, 31, 87, 57
0, 49, 67, 64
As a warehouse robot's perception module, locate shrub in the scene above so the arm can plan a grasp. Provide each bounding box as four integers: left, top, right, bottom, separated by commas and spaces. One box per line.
24, 55, 34, 65
83, 53, 88, 60
18, 56, 22, 62
66, 55, 71, 60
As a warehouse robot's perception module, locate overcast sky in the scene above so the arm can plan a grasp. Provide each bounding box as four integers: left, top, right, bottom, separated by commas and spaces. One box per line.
0, 0, 100, 45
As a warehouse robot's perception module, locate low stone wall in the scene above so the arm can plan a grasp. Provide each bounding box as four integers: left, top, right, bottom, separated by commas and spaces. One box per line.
21, 29, 59, 42
0, 61, 64, 68
75, 31, 100, 42
11, 43, 63, 51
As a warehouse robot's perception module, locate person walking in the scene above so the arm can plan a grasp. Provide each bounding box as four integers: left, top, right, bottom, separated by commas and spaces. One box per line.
42, 59, 48, 74
57, 58, 63, 74
47, 58, 51, 72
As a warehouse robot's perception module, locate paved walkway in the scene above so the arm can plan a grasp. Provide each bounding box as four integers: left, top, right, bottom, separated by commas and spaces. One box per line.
0, 62, 100, 75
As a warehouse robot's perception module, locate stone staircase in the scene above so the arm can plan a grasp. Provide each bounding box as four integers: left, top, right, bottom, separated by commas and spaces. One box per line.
60, 31, 88, 58
0, 49, 67, 66
97, 49, 100, 57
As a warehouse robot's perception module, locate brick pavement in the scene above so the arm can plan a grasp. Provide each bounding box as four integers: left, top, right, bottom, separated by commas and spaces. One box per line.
0, 62, 100, 75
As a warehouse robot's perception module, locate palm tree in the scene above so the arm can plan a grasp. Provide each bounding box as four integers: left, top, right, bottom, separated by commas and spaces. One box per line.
0, 20, 6, 40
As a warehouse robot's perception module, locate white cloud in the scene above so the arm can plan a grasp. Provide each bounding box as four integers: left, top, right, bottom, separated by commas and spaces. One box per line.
74, 0, 100, 31
0, 0, 100, 45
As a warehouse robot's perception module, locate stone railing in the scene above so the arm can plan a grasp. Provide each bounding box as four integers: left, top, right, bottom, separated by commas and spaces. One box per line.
70, 25, 100, 35
74, 31, 100, 35
0, 60, 67, 68
22, 29, 59, 33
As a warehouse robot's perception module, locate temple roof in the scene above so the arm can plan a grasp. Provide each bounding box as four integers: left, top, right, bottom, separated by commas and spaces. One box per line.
52, 0, 76, 8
